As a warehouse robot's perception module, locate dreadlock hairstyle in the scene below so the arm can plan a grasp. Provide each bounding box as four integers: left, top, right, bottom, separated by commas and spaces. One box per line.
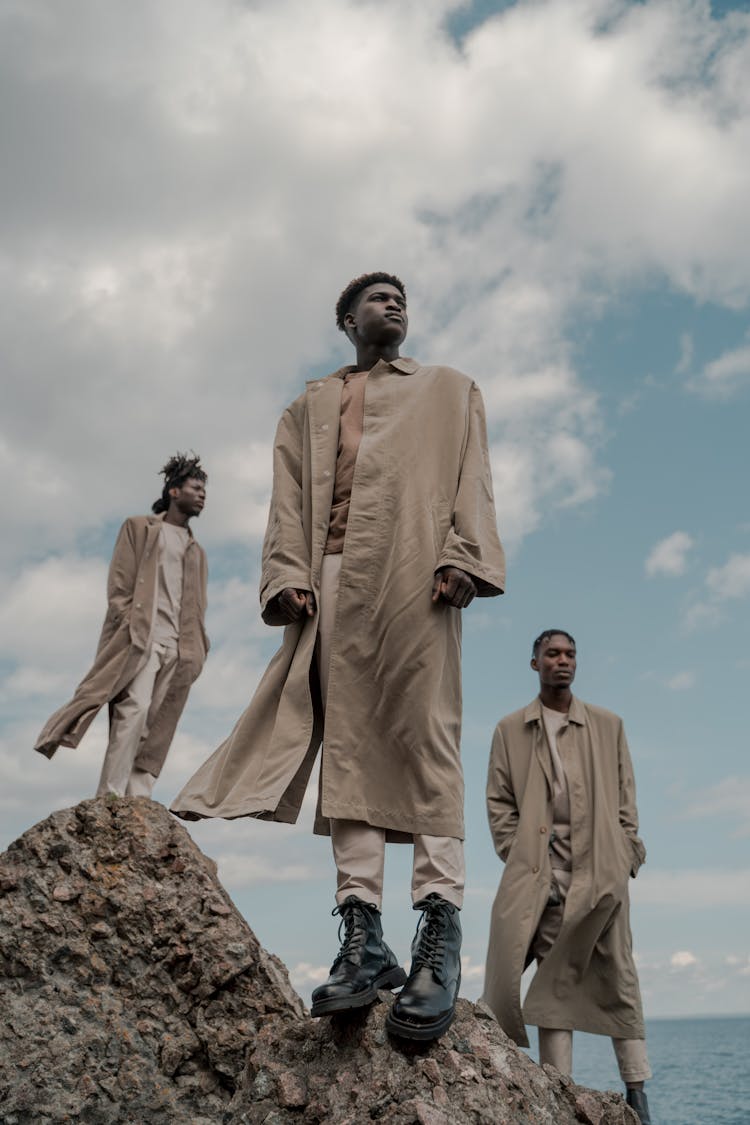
532, 629, 576, 659
335, 272, 406, 333
152, 452, 207, 514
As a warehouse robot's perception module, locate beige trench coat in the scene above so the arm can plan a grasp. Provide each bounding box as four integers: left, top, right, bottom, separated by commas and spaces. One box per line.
482, 696, 647, 1045
34, 514, 209, 776
171, 357, 505, 838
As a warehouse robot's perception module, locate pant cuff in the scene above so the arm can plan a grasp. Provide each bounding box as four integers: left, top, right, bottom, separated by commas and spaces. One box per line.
334, 888, 382, 911
412, 883, 463, 909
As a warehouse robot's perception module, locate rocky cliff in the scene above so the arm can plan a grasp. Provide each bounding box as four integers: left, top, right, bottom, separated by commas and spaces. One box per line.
0, 799, 637, 1124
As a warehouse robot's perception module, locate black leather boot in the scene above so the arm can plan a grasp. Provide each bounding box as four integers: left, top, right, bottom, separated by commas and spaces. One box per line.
626, 1088, 652, 1125
385, 893, 461, 1041
310, 896, 406, 1017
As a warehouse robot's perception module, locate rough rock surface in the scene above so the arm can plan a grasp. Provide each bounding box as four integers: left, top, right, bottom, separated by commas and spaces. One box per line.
0, 799, 638, 1124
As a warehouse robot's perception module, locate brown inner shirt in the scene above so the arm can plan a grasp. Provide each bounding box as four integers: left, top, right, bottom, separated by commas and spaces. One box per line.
541, 704, 573, 875
324, 370, 369, 555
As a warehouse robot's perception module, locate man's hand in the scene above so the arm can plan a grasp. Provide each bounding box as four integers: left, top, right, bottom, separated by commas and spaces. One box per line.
431, 566, 477, 609
278, 588, 316, 623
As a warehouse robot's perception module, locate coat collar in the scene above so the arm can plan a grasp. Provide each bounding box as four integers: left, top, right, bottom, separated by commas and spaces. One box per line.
523, 695, 586, 727
145, 511, 195, 540
310, 356, 419, 384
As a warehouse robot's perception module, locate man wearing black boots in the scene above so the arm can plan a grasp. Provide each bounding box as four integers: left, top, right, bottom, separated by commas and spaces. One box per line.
482, 631, 652, 1123
172, 273, 505, 1041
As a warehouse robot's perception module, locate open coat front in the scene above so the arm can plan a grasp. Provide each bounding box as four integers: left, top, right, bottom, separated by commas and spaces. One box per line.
482, 696, 647, 1046
171, 357, 505, 838
34, 514, 209, 775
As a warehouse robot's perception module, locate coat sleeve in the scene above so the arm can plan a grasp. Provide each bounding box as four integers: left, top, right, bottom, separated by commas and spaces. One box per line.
487, 722, 519, 862
96, 520, 137, 651
617, 720, 647, 877
436, 382, 505, 597
260, 403, 312, 626
199, 545, 210, 653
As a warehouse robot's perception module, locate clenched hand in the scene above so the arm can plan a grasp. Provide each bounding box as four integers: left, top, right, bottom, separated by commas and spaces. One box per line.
431, 566, 477, 609
278, 588, 316, 623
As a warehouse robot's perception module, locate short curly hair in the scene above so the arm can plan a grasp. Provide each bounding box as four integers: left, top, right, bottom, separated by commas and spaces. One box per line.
532, 629, 576, 658
335, 272, 406, 332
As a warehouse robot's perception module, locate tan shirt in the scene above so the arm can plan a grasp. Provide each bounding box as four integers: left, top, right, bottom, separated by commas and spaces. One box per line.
324, 369, 369, 554
153, 523, 190, 645
542, 704, 572, 874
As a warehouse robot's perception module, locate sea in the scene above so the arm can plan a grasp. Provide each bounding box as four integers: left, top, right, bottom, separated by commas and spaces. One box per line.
526, 1016, 750, 1125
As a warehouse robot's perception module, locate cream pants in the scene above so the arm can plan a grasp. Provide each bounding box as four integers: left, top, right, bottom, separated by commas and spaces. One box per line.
532, 871, 652, 1084
96, 641, 178, 798
317, 553, 465, 911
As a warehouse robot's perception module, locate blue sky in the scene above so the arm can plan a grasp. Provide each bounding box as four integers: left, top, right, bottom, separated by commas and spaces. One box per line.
1, 0, 749, 1021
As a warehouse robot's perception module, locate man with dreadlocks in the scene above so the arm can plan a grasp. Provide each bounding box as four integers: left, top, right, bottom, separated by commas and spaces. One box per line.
172, 273, 505, 1042
482, 630, 652, 1125
35, 454, 209, 800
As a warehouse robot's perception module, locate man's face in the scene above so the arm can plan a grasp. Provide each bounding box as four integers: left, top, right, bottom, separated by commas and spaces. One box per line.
532, 634, 577, 689
345, 282, 408, 347
170, 476, 206, 518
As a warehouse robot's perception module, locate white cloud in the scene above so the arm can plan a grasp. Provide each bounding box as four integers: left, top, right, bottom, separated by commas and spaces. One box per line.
665, 671, 696, 691
691, 341, 750, 397
706, 553, 750, 600
683, 776, 750, 837
633, 867, 750, 908
3, 0, 750, 568
683, 551, 750, 630
676, 332, 694, 375
289, 962, 329, 992
670, 950, 699, 969
215, 853, 324, 890
645, 531, 695, 577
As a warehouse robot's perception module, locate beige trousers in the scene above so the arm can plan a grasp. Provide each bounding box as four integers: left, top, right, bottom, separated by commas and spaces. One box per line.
96, 641, 178, 798
317, 553, 465, 911
532, 870, 652, 1084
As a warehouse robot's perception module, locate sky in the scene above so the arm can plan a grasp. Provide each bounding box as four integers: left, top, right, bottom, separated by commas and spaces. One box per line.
1, 0, 749, 1028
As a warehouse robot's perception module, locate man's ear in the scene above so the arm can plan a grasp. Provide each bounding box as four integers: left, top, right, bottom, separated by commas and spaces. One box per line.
530, 658, 539, 672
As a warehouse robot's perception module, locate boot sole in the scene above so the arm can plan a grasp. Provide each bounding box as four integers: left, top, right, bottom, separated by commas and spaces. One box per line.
385, 1003, 457, 1042
310, 965, 408, 1017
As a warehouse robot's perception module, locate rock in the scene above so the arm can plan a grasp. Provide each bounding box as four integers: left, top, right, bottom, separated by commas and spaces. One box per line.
0, 798, 302, 1124
0, 799, 638, 1124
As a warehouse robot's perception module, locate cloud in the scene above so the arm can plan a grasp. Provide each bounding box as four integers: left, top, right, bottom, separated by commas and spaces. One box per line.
684, 550, 750, 630
3, 0, 750, 571
665, 671, 696, 691
645, 531, 695, 577
690, 340, 750, 397
706, 552, 750, 600
670, 950, 699, 969
633, 867, 750, 908
214, 853, 324, 890
289, 962, 329, 992
682, 776, 750, 837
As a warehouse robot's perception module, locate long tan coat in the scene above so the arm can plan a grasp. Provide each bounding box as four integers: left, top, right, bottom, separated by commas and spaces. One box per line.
482, 696, 646, 1046
171, 358, 505, 838
35, 514, 209, 776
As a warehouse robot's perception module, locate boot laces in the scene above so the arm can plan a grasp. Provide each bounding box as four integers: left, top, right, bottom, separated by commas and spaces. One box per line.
410, 899, 447, 973
330, 900, 371, 968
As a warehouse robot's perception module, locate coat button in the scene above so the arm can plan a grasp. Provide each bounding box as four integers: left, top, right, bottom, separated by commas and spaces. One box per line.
136, 602, 142, 609
323, 470, 331, 478
321, 423, 329, 431
532, 865, 540, 874
540, 826, 547, 834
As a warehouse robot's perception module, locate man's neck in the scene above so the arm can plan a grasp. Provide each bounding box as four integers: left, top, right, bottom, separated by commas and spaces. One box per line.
164, 508, 190, 529
539, 687, 572, 714
353, 342, 400, 371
